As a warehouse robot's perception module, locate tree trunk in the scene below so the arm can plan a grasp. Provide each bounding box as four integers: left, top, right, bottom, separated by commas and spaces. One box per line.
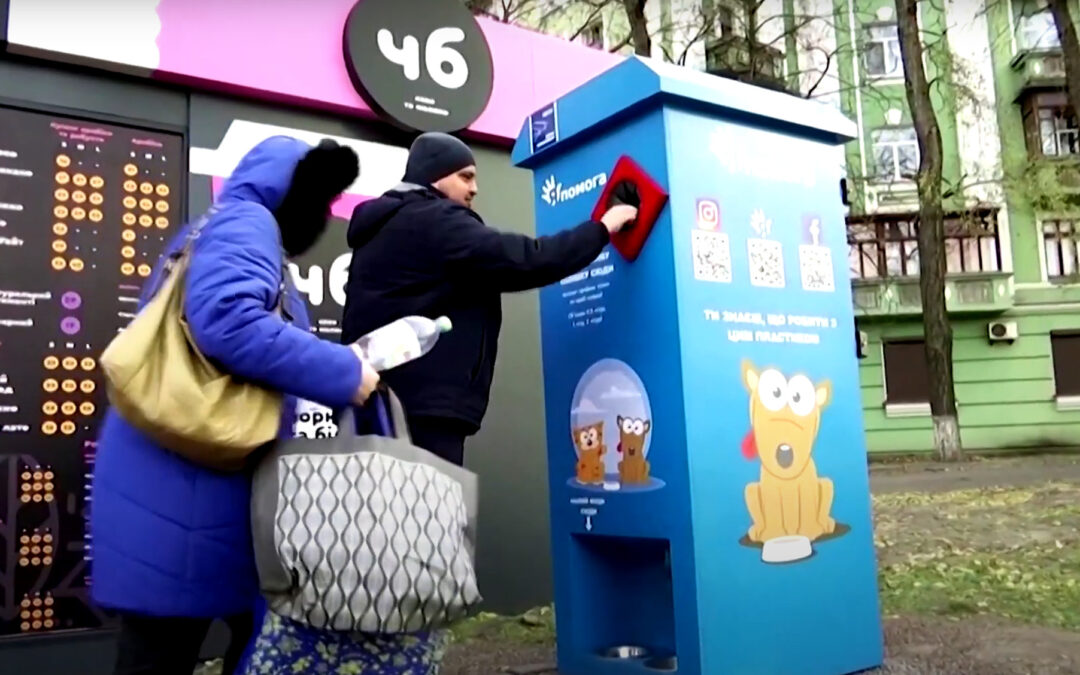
744, 0, 760, 82
894, 0, 962, 461
622, 0, 652, 56
1047, 0, 1080, 118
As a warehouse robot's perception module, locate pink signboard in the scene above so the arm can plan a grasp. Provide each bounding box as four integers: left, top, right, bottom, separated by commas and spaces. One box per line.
5, 0, 623, 144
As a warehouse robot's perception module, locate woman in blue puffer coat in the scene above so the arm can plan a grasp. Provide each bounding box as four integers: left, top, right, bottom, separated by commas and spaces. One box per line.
89, 135, 379, 675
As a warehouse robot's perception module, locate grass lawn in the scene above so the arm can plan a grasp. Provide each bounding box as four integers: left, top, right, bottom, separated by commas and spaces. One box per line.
198, 461, 1080, 673
874, 482, 1080, 629
452, 480, 1080, 644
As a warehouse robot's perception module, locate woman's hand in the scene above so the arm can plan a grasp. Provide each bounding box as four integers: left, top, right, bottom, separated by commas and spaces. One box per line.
349, 345, 380, 405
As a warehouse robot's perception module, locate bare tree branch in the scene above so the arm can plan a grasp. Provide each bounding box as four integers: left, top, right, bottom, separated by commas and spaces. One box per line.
565, 3, 609, 42
803, 46, 834, 98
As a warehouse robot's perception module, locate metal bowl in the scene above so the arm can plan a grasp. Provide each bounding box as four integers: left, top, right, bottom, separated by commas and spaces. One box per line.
602, 645, 650, 660
645, 655, 678, 671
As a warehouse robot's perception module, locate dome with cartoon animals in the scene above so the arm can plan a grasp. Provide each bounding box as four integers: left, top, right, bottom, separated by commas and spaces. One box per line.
569, 358, 664, 493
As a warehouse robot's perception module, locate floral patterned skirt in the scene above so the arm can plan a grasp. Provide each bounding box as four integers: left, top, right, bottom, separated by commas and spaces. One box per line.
240, 611, 450, 675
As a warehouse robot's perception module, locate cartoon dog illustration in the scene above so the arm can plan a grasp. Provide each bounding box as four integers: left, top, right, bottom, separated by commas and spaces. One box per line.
741, 360, 835, 543
573, 422, 606, 485
617, 416, 651, 484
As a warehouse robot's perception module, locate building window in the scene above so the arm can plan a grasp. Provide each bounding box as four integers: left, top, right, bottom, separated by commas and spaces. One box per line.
848, 210, 1002, 280
1018, 8, 1060, 50
883, 340, 930, 410
1038, 106, 1079, 156
1043, 219, 1080, 281
704, 36, 784, 84
1021, 93, 1079, 158
579, 21, 604, 49
717, 6, 734, 38
1022, 94, 1079, 157
865, 24, 903, 78
872, 127, 919, 182
1051, 333, 1080, 399
849, 217, 919, 278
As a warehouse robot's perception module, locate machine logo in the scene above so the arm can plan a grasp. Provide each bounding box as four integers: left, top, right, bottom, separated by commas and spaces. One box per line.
540, 172, 607, 206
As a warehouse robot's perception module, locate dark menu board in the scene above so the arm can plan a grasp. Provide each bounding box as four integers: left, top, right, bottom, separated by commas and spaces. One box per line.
0, 106, 184, 637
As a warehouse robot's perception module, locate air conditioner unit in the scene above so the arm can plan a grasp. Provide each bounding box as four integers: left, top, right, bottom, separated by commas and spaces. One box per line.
988, 320, 1018, 343
856, 329, 869, 358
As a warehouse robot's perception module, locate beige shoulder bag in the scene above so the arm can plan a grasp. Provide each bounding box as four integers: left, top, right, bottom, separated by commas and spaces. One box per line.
100, 210, 284, 471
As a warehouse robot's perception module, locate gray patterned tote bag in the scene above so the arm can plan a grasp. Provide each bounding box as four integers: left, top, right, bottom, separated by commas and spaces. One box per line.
251, 389, 481, 634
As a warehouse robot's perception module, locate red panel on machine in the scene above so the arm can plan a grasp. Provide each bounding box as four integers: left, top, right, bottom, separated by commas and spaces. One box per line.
590, 155, 669, 262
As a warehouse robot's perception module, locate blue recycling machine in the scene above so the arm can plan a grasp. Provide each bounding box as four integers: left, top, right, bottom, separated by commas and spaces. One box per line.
510, 57, 883, 674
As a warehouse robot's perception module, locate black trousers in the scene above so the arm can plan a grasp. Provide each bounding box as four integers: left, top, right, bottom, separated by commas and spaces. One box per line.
113, 611, 253, 675
407, 415, 471, 467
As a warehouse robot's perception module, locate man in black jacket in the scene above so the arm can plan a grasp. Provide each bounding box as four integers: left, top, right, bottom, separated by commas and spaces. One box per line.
342, 132, 636, 465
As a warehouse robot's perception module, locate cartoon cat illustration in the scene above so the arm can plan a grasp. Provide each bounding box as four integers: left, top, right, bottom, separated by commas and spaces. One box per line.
573, 421, 606, 485
617, 416, 651, 484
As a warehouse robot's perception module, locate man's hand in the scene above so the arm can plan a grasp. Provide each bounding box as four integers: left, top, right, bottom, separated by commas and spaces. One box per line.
600, 204, 638, 234
349, 344, 380, 405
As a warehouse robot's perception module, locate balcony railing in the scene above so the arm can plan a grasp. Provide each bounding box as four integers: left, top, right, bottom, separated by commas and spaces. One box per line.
847, 208, 1002, 280
704, 35, 786, 91
1011, 48, 1067, 96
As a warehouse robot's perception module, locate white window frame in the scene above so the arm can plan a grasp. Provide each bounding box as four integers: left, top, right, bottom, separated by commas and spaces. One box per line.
864, 23, 903, 80
1018, 8, 1060, 50
871, 127, 919, 183
1036, 104, 1079, 157
1038, 216, 1080, 283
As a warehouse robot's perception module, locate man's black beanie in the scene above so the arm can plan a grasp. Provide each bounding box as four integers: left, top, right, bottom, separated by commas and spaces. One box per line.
403, 132, 475, 186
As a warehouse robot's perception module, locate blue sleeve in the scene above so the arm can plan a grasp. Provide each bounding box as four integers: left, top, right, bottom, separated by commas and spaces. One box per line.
183, 203, 362, 407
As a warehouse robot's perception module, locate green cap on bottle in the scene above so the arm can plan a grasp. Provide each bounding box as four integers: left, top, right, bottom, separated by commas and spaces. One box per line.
435, 316, 453, 333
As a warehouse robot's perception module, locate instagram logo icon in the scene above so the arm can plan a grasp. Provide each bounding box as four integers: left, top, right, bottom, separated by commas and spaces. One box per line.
696, 199, 720, 231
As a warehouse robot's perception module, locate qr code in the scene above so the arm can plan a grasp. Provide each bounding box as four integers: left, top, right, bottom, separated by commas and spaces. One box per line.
692, 230, 732, 283
799, 244, 835, 292
748, 238, 785, 288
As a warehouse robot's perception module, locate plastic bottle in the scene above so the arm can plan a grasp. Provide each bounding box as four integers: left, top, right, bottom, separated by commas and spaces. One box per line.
353, 315, 453, 371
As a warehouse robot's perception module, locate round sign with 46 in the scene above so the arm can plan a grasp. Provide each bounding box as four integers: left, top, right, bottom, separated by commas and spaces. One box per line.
343, 0, 494, 133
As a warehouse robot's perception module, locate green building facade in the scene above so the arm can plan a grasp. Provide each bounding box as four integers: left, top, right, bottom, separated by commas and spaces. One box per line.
837, 0, 1080, 453
507, 0, 1080, 453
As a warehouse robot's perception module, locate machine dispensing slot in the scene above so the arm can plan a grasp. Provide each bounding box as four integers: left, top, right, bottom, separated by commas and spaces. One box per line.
573, 535, 677, 670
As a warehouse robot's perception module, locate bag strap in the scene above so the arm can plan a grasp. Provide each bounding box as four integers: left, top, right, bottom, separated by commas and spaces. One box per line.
146, 205, 291, 317
165, 205, 216, 269
334, 388, 474, 484
375, 386, 413, 444
337, 387, 410, 443
140, 208, 213, 302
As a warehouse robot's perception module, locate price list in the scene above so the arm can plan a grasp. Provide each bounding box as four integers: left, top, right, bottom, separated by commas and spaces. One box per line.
0, 106, 183, 637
